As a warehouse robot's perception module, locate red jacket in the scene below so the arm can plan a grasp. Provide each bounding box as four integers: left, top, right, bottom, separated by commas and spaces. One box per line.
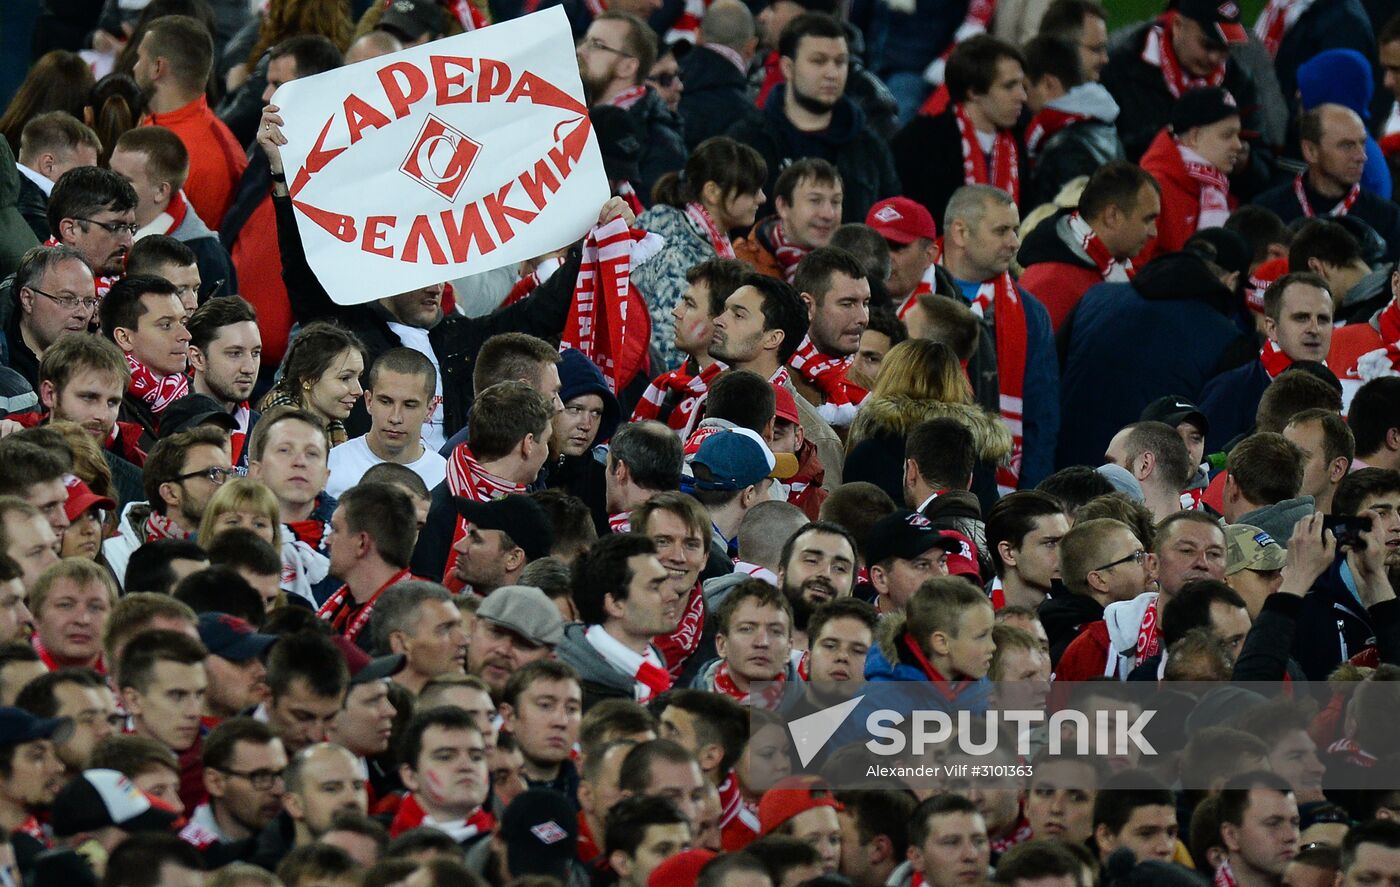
1053, 620, 1112, 682
1138, 129, 1237, 263
1329, 321, 1387, 411
142, 96, 247, 229
1017, 262, 1105, 331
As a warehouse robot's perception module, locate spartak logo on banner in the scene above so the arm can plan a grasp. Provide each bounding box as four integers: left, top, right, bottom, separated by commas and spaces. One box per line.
272, 6, 609, 305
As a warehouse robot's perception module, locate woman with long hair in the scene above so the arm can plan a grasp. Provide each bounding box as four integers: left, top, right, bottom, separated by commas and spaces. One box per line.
258, 321, 366, 447
232, 0, 352, 90
632, 136, 767, 371
198, 477, 324, 608
0, 51, 95, 152
87, 73, 142, 167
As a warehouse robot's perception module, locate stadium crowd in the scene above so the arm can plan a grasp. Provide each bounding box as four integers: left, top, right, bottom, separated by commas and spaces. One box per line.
0, 0, 1399, 884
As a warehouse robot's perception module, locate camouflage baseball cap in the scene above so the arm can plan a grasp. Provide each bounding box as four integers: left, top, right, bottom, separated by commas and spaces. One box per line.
1224, 524, 1287, 575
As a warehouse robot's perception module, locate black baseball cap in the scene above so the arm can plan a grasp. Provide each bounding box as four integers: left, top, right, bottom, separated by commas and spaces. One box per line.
51, 769, 180, 837
455, 494, 554, 561
0, 707, 72, 746
1176, 0, 1247, 45
197, 612, 277, 662
159, 393, 238, 439
379, 0, 447, 41
1170, 86, 1241, 134
1140, 396, 1210, 436
501, 789, 580, 881
864, 510, 961, 568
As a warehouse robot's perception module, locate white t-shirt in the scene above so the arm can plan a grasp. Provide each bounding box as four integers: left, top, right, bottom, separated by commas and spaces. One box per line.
326, 435, 447, 499
386, 322, 445, 453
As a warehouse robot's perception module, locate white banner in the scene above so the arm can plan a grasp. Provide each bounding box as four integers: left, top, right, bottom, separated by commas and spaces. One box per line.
272, 6, 609, 306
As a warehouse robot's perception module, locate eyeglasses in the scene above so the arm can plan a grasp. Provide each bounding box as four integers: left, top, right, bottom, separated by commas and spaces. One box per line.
74, 217, 139, 237
584, 37, 633, 58
1093, 549, 1149, 573
175, 466, 233, 485
649, 71, 679, 87
25, 286, 98, 313
217, 767, 286, 790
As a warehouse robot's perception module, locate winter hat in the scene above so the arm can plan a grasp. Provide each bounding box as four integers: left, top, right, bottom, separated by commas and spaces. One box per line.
556, 348, 621, 444
1297, 49, 1373, 118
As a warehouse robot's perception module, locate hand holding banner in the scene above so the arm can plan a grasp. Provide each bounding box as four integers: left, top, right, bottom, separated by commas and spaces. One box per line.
270, 6, 609, 306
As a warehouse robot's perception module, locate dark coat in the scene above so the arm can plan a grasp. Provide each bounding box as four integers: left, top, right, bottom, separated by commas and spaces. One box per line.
15, 173, 47, 242
1038, 592, 1103, 669
1026, 118, 1124, 211
727, 85, 899, 223
677, 46, 752, 152
1254, 175, 1400, 263
627, 87, 688, 203
1292, 558, 1400, 681
891, 110, 1012, 230
1197, 359, 1270, 453
274, 193, 582, 441
1056, 250, 1255, 469
1101, 19, 1272, 195
1273, 0, 1375, 122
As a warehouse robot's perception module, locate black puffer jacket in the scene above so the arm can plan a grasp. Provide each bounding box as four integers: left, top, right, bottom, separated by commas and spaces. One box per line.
1025, 84, 1124, 211
625, 86, 687, 203
678, 45, 751, 152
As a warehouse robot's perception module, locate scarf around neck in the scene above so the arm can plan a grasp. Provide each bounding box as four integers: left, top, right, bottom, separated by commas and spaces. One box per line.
763, 218, 811, 283
442, 445, 525, 591
954, 103, 1019, 203
786, 334, 864, 425
584, 624, 671, 702
1255, 0, 1317, 57
1178, 142, 1232, 232
1025, 107, 1092, 161
712, 660, 787, 709
961, 269, 1027, 495
1144, 13, 1226, 99
1355, 298, 1400, 381
652, 583, 706, 678
1067, 212, 1133, 281
686, 202, 736, 258
1294, 174, 1360, 219
630, 360, 727, 431
126, 352, 189, 414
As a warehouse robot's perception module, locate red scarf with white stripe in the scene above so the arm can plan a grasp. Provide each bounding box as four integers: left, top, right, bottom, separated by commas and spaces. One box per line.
388, 793, 495, 839
1144, 14, 1226, 99
653, 583, 705, 678
712, 661, 786, 710
609, 85, 647, 110
584, 624, 672, 701
964, 271, 1027, 494
786, 335, 866, 412
1214, 858, 1238, 887
717, 771, 747, 830
630, 360, 727, 432
43, 236, 118, 298
897, 265, 939, 320
230, 402, 251, 465
991, 814, 1033, 855
1024, 108, 1092, 162
1259, 338, 1297, 378
1068, 212, 1134, 282
1356, 299, 1400, 379
560, 217, 654, 394
617, 180, 644, 218
764, 219, 811, 283
685, 202, 736, 258
442, 445, 525, 590
145, 511, 190, 543
953, 104, 1019, 203
126, 353, 188, 414
1135, 594, 1161, 667
317, 567, 414, 644
1294, 175, 1360, 218
608, 511, 631, 533
1255, 0, 1316, 57
1179, 142, 1232, 231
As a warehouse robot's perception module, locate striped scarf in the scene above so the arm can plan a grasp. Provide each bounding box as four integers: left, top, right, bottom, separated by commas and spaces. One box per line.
560, 217, 657, 394
965, 271, 1027, 495
954, 103, 1019, 203
1144, 14, 1226, 99
630, 360, 727, 431
1068, 212, 1133, 282
442, 445, 525, 590
126, 353, 189, 414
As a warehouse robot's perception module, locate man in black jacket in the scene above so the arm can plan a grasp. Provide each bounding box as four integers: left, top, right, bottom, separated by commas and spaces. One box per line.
14, 111, 99, 242
678, 0, 758, 151
728, 12, 898, 223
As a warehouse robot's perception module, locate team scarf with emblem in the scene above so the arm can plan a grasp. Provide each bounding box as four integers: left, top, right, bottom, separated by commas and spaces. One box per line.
42, 235, 119, 298
763, 219, 812, 283
1144, 13, 1226, 99
125, 353, 189, 414
317, 567, 414, 644
561, 217, 658, 394
1179, 142, 1232, 231
685, 202, 736, 258
1024, 107, 1092, 162
388, 793, 496, 839
1254, 0, 1317, 57
1293, 175, 1360, 218
145, 511, 190, 543
1067, 212, 1134, 281
991, 814, 1034, 855
1135, 593, 1161, 667
963, 270, 1027, 495
1355, 298, 1400, 380
443, 445, 526, 590
630, 360, 727, 431
584, 624, 672, 701
607, 84, 647, 110
953, 103, 1019, 203
1259, 338, 1298, 378
653, 583, 705, 678
712, 660, 786, 709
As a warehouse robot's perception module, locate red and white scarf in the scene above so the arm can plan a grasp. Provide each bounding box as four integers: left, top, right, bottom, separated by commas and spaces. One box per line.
764, 219, 811, 283
653, 583, 705, 678
500, 255, 563, 309
230, 402, 252, 466
1293, 175, 1360, 219
616, 180, 644, 218
32, 632, 104, 674
382, 0, 488, 30
1254, 0, 1316, 57
630, 360, 727, 432
442, 445, 525, 591
685, 202, 736, 258
897, 265, 939, 320
317, 567, 414, 644
1259, 338, 1298, 379
1214, 858, 1238, 887
992, 814, 1033, 855
561, 217, 658, 394
608, 85, 648, 110
964, 271, 1027, 495
1143, 13, 1226, 99
583, 624, 671, 702
786, 335, 864, 426
42, 235, 118, 298
145, 511, 190, 543
388, 793, 495, 840
126, 353, 189, 414
1135, 594, 1161, 668
1068, 212, 1134, 282
137, 188, 191, 239
1179, 142, 1232, 232
1355, 298, 1400, 381
608, 511, 632, 533
1024, 108, 1092, 162
953, 103, 1019, 203
717, 771, 749, 831
712, 661, 786, 710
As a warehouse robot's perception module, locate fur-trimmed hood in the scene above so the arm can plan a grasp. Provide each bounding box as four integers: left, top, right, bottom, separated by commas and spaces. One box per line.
847, 397, 1013, 463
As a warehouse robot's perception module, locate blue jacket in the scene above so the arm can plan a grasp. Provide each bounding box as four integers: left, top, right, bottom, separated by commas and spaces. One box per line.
864, 629, 993, 712
952, 278, 1059, 488
1056, 250, 1253, 469
1198, 360, 1270, 453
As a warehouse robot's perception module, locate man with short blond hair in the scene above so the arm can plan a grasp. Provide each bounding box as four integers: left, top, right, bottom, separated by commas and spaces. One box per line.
30, 558, 118, 671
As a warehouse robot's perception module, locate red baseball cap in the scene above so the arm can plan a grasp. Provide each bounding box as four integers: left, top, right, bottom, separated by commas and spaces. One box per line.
63, 475, 116, 524
648, 849, 718, 887
1245, 256, 1287, 315
940, 530, 981, 581
772, 383, 800, 424
758, 776, 843, 836
866, 197, 937, 245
